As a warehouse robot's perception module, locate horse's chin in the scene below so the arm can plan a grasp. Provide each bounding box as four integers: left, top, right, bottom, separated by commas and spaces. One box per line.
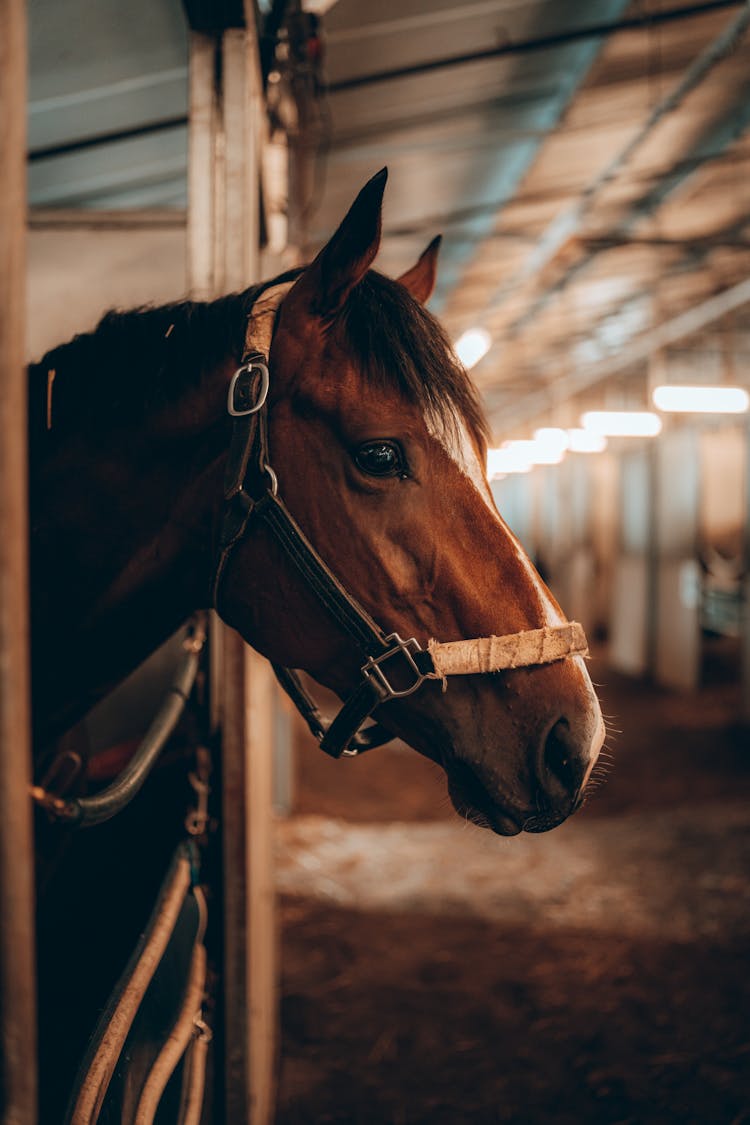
445, 759, 522, 836
445, 759, 569, 837
450, 794, 524, 837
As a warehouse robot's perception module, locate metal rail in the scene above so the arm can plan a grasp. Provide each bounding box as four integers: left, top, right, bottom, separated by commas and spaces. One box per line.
31, 616, 206, 828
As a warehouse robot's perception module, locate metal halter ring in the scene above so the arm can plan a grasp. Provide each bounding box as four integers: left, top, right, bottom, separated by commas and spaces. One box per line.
361, 634, 433, 701
227, 358, 270, 417
262, 462, 279, 496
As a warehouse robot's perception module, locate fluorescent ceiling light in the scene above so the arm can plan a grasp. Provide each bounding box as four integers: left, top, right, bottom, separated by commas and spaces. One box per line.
487, 445, 532, 478
513, 435, 564, 466
652, 384, 749, 414
533, 427, 569, 459
454, 328, 491, 370
487, 434, 567, 479
581, 410, 662, 437
567, 428, 607, 453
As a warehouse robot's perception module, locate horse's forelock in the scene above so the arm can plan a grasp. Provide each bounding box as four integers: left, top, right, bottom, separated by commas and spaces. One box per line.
339, 270, 489, 450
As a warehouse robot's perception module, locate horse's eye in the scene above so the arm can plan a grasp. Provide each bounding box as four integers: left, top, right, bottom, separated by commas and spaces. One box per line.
354, 440, 405, 478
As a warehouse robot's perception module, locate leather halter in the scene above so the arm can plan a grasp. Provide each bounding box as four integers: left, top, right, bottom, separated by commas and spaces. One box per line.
212, 282, 589, 758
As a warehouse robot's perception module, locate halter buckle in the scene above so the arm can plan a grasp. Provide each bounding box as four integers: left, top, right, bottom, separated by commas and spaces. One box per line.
227, 355, 270, 417
361, 634, 431, 702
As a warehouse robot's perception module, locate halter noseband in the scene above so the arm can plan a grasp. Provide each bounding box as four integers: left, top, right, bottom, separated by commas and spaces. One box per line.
211, 283, 589, 758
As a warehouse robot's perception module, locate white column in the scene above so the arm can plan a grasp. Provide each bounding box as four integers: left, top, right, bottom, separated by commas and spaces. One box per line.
609, 448, 652, 676
653, 427, 700, 691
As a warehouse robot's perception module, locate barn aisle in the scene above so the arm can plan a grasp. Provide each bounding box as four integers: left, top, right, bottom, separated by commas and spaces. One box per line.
275, 653, 750, 1124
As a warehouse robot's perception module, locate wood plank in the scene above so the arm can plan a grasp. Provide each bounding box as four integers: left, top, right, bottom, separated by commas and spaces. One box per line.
220, 22, 277, 1121
744, 415, 750, 723
218, 630, 254, 1122
223, 29, 260, 288
246, 651, 277, 1125
187, 32, 218, 301
187, 18, 278, 1124
0, 0, 38, 1121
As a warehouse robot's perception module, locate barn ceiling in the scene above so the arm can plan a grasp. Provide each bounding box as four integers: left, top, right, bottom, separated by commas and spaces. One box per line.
27, 0, 750, 437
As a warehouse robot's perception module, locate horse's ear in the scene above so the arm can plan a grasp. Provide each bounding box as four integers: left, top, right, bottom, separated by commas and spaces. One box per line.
293, 167, 387, 319
397, 235, 442, 304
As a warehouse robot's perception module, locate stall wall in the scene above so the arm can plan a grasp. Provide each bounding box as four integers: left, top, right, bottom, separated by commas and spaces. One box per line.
609, 447, 651, 676
27, 224, 186, 359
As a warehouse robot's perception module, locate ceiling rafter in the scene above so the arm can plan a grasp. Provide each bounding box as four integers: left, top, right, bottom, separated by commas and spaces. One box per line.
491, 276, 750, 434
326, 0, 745, 94
474, 2, 750, 336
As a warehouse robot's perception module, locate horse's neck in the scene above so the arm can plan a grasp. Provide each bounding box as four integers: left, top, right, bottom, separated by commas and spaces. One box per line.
29, 374, 228, 751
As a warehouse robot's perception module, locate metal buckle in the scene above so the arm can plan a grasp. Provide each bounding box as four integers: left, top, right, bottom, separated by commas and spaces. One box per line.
361, 634, 431, 701
227, 357, 270, 417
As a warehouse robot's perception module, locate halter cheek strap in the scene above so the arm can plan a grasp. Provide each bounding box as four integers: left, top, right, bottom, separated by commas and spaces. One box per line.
212, 284, 589, 759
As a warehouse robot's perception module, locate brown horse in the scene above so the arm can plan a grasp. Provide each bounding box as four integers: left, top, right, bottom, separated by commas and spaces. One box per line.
29, 168, 603, 836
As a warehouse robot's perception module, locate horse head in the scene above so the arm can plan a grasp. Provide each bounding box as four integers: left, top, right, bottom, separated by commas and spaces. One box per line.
218, 169, 605, 835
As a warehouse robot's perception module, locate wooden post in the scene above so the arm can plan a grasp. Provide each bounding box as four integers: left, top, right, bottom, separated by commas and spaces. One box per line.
743, 413, 750, 724
220, 24, 277, 1125
221, 640, 276, 1125
652, 428, 701, 691
187, 16, 277, 1123
0, 0, 38, 1121
187, 32, 218, 302
609, 449, 651, 676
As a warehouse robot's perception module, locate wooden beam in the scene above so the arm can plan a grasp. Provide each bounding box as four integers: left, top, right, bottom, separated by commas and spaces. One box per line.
0, 0, 38, 1121
219, 23, 277, 1125
187, 17, 277, 1124
530, 6, 750, 295
187, 33, 219, 300
28, 208, 187, 231
743, 413, 750, 724
222, 28, 262, 289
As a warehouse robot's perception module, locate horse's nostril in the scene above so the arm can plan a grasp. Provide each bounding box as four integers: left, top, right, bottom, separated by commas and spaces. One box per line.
541, 718, 580, 803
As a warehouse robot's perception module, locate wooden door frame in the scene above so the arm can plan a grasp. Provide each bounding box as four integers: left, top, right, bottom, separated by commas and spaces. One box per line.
0, 1, 38, 1120
186, 13, 278, 1122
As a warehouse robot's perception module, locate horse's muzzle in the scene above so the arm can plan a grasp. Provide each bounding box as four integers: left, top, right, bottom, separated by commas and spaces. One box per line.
525, 710, 606, 831
445, 705, 605, 836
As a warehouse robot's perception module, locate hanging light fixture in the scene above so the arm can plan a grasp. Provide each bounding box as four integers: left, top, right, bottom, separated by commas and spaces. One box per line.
581, 410, 662, 437
486, 431, 568, 479
567, 428, 608, 453
533, 427, 569, 461
454, 328, 491, 370
652, 384, 749, 414
487, 444, 533, 478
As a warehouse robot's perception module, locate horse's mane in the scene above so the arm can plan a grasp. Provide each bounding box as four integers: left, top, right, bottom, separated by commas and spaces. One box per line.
28, 267, 488, 447
27, 276, 293, 437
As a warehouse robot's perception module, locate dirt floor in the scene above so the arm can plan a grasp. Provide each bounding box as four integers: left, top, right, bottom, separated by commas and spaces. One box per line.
274, 644, 750, 1124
